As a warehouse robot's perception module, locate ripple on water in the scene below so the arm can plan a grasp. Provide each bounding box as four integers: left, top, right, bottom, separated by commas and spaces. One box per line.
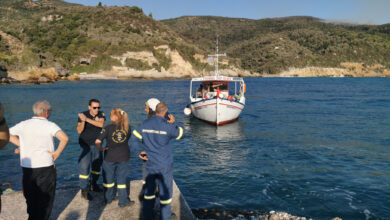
1, 78, 390, 219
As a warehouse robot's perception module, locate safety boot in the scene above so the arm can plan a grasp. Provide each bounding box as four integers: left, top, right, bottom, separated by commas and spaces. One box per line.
90, 182, 103, 192
81, 189, 92, 201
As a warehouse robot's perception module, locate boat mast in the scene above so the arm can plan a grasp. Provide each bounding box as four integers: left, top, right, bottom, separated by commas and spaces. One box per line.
208, 38, 226, 76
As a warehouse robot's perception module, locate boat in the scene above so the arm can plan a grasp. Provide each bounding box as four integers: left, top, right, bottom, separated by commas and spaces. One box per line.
184, 40, 246, 126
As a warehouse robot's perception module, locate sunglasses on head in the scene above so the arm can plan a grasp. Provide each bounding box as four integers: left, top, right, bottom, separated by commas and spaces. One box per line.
92, 107, 101, 109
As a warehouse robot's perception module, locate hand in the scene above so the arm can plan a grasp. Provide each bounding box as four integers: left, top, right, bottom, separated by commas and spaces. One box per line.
99, 147, 108, 152
138, 151, 148, 161
78, 113, 87, 122
167, 114, 175, 124
48, 151, 60, 161
14, 148, 20, 154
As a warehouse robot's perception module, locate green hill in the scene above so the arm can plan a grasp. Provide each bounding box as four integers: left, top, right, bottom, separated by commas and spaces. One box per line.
1, 0, 390, 76
162, 16, 390, 74
0, 0, 206, 74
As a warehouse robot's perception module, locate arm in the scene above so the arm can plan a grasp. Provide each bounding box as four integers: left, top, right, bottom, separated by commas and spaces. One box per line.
167, 120, 184, 140
0, 103, 9, 149
130, 127, 146, 160
85, 117, 104, 128
9, 135, 20, 154
76, 113, 86, 134
95, 139, 107, 151
48, 131, 69, 162
9, 135, 20, 147
0, 119, 9, 149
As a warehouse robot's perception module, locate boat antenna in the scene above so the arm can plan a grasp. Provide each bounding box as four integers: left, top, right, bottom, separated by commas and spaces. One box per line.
208, 38, 226, 76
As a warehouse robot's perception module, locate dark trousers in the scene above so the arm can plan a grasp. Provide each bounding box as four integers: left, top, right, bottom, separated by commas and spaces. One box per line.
22, 165, 56, 220
78, 141, 102, 189
143, 170, 173, 220
102, 160, 130, 206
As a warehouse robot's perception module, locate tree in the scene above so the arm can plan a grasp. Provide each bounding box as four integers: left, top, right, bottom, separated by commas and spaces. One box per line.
98, 2, 102, 7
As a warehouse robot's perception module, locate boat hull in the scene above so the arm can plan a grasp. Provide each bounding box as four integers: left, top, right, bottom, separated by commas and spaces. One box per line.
189, 98, 245, 126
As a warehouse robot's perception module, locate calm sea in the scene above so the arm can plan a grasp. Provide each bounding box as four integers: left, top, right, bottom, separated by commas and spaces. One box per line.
0, 78, 389, 219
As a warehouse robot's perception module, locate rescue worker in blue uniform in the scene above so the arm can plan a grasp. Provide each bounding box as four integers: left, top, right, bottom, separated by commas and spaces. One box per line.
95, 108, 134, 207
131, 102, 184, 220
76, 99, 105, 200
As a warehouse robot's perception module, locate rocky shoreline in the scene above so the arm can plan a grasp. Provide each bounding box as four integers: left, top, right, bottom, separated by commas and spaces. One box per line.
0, 67, 80, 85
192, 209, 342, 220
1, 63, 390, 86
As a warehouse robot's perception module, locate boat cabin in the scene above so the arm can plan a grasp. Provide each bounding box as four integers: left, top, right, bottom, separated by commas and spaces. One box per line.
190, 76, 245, 103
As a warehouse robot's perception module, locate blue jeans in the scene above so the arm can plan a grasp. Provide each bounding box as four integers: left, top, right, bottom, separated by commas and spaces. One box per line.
78, 141, 102, 189
143, 170, 173, 220
102, 161, 130, 206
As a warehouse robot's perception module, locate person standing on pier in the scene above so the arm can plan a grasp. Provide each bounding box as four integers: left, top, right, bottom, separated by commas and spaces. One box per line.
0, 103, 9, 213
0, 103, 9, 149
95, 108, 134, 207
132, 102, 184, 220
9, 100, 69, 220
76, 99, 105, 200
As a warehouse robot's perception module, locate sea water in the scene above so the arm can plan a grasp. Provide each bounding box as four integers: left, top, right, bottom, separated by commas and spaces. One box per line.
0, 78, 389, 219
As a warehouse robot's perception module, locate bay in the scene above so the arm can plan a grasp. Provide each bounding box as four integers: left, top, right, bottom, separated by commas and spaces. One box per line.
0, 78, 389, 219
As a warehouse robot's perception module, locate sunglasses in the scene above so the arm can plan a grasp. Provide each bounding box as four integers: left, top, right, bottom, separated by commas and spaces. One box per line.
92, 107, 101, 109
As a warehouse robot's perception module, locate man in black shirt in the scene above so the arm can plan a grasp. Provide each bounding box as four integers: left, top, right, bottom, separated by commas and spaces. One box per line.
77, 99, 105, 200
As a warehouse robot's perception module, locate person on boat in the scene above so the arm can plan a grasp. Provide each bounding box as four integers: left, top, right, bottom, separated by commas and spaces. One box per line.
95, 108, 134, 207
131, 103, 184, 220
76, 99, 105, 200
196, 84, 203, 98
0, 103, 9, 149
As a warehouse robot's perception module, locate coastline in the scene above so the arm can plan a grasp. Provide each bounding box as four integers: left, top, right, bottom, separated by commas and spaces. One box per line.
2, 64, 390, 85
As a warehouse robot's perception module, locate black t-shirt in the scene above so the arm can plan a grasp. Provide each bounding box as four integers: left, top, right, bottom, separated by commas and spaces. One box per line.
97, 123, 131, 162
78, 110, 105, 145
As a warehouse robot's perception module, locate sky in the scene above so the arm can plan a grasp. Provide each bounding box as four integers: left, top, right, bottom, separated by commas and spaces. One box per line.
65, 0, 390, 25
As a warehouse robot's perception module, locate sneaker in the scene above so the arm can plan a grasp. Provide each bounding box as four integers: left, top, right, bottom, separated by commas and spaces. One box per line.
90, 183, 103, 192
119, 200, 135, 208
81, 189, 92, 201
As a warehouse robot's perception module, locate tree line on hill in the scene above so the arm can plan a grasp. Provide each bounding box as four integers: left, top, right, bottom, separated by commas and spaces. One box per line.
1, 0, 390, 76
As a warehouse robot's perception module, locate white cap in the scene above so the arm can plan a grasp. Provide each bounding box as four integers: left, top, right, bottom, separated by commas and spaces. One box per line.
146, 98, 160, 111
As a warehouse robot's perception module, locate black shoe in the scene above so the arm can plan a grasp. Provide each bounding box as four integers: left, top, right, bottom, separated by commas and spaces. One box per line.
81, 189, 92, 201
105, 200, 113, 205
90, 183, 103, 192
119, 200, 135, 208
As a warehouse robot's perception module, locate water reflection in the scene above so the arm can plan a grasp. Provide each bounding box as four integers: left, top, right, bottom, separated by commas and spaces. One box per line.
186, 117, 245, 142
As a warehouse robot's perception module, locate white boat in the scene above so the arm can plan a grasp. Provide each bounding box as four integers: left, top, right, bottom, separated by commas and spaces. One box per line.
184, 41, 246, 126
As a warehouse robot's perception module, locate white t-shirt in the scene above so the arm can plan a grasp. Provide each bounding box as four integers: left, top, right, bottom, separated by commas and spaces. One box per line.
10, 117, 61, 168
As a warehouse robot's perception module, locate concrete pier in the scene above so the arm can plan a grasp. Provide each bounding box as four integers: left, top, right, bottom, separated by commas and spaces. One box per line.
0, 180, 196, 220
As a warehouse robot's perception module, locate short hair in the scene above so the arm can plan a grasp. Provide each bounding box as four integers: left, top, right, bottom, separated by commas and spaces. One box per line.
156, 102, 168, 114
33, 101, 51, 116
89, 99, 100, 106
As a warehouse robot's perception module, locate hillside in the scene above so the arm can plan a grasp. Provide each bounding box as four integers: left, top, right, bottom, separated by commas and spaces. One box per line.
162, 16, 390, 74
0, 0, 213, 80
0, 0, 390, 80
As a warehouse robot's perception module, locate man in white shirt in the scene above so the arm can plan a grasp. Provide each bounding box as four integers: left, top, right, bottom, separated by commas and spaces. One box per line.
9, 100, 68, 220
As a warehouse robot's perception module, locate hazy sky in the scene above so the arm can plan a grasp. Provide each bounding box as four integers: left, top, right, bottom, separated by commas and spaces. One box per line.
65, 0, 390, 24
